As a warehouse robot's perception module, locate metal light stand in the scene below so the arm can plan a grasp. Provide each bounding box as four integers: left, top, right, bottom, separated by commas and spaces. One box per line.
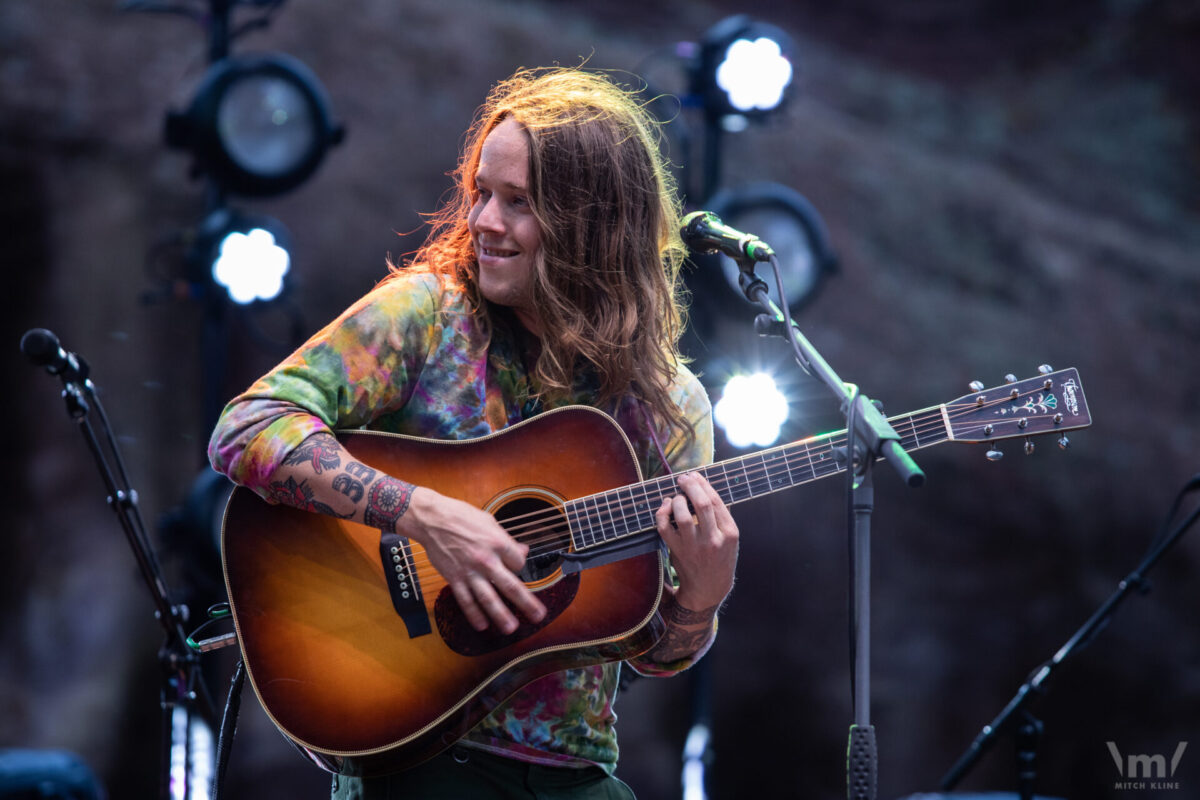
23, 329, 216, 800
940, 474, 1200, 797
728, 246, 925, 800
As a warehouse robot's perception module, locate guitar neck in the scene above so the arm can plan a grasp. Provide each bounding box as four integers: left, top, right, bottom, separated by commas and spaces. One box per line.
566, 405, 948, 550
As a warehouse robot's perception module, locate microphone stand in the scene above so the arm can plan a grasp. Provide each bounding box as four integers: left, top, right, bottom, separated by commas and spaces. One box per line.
24, 330, 215, 800
940, 474, 1200, 797
732, 253, 925, 800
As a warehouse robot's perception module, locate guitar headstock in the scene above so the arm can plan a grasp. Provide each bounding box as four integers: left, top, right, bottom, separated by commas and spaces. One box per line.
945, 366, 1091, 453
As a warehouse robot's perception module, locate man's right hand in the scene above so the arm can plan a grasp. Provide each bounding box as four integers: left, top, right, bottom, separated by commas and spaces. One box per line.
401, 487, 547, 634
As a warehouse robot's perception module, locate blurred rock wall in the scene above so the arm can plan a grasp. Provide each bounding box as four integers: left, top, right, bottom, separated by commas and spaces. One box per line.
3, 1, 1197, 798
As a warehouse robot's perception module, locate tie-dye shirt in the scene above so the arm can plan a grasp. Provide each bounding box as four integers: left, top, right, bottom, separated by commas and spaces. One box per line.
208, 269, 716, 773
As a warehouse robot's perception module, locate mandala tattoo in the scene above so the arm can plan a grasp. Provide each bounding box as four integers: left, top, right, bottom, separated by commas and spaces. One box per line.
269, 476, 352, 518
363, 477, 414, 531
282, 432, 342, 474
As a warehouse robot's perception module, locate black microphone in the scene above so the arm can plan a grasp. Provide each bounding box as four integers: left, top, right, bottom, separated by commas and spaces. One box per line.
680, 210, 775, 263
21, 328, 90, 384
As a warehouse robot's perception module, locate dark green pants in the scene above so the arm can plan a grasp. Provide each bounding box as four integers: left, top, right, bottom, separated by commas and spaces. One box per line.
330, 747, 636, 800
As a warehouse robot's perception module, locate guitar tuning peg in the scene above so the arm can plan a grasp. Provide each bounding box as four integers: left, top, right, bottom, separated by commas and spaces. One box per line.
1024, 438, 1035, 455
969, 380, 985, 392
1058, 435, 1070, 450
1037, 364, 1054, 375
1004, 373, 1018, 384
986, 443, 1004, 461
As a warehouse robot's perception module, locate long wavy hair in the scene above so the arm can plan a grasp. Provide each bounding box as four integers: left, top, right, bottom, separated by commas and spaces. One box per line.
403, 67, 692, 442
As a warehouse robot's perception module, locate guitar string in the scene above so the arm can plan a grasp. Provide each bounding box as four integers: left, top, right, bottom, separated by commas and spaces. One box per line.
400, 384, 1073, 578
399, 382, 1073, 579
492, 379, 1066, 547
430, 384, 1056, 555
401, 389, 1070, 582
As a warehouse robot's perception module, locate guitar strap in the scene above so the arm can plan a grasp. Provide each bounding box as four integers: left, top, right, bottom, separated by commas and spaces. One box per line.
638, 399, 674, 479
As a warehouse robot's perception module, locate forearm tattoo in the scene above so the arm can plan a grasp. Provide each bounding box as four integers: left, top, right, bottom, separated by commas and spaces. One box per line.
331, 461, 378, 503
649, 595, 720, 664
277, 433, 411, 530
363, 476, 415, 532
269, 475, 353, 518
282, 432, 342, 473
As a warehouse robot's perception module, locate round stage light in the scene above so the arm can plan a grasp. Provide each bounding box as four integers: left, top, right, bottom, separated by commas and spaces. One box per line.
695, 16, 796, 121
193, 209, 292, 305
691, 182, 837, 318
714, 372, 789, 448
715, 37, 793, 114
212, 227, 290, 305
166, 53, 343, 197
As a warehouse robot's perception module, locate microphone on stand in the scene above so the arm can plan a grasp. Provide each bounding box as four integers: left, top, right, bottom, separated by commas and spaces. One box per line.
21, 328, 91, 385
680, 210, 775, 263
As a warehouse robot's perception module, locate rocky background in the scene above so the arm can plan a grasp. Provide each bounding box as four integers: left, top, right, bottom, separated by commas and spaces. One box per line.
2, 1, 1198, 798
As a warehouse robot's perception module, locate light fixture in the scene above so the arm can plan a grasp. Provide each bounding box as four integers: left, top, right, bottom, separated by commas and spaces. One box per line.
166, 52, 343, 197
694, 15, 796, 122
170, 704, 214, 800
193, 208, 292, 305
713, 372, 790, 448
699, 182, 838, 316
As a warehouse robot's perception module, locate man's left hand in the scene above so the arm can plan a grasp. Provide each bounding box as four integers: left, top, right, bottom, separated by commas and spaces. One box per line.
655, 471, 739, 613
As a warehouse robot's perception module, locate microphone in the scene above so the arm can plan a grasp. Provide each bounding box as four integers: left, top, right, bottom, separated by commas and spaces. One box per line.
21, 328, 90, 384
680, 210, 775, 263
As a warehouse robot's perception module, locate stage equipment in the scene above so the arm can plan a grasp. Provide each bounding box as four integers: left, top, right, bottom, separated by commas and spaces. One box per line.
941, 474, 1200, 799
21, 328, 218, 800
194, 207, 292, 305
127, 0, 328, 436
685, 15, 795, 202
713, 372, 789, 448
686, 213, 924, 800
165, 51, 343, 197
692, 15, 795, 121
689, 184, 838, 321
681, 209, 1091, 799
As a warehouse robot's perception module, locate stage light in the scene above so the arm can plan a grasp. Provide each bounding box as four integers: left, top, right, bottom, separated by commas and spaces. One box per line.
701, 182, 838, 315
194, 208, 292, 305
695, 16, 796, 121
713, 372, 789, 448
715, 37, 792, 114
213, 227, 289, 304
166, 52, 343, 197
170, 705, 213, 800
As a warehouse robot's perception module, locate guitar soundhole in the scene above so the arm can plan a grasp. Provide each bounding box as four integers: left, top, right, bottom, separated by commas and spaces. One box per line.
493, 496, 570, 583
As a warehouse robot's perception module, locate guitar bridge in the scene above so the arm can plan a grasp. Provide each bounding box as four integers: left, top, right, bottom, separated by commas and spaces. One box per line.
379, 532, 432, 638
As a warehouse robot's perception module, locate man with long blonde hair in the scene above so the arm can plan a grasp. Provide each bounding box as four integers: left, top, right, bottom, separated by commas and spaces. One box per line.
210, 67, 738, 798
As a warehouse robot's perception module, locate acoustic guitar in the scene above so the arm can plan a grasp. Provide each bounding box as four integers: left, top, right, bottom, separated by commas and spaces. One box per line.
220, 367, 1091, 773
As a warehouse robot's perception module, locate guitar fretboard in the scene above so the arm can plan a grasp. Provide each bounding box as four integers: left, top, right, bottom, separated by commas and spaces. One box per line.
565, 406, 948, 550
